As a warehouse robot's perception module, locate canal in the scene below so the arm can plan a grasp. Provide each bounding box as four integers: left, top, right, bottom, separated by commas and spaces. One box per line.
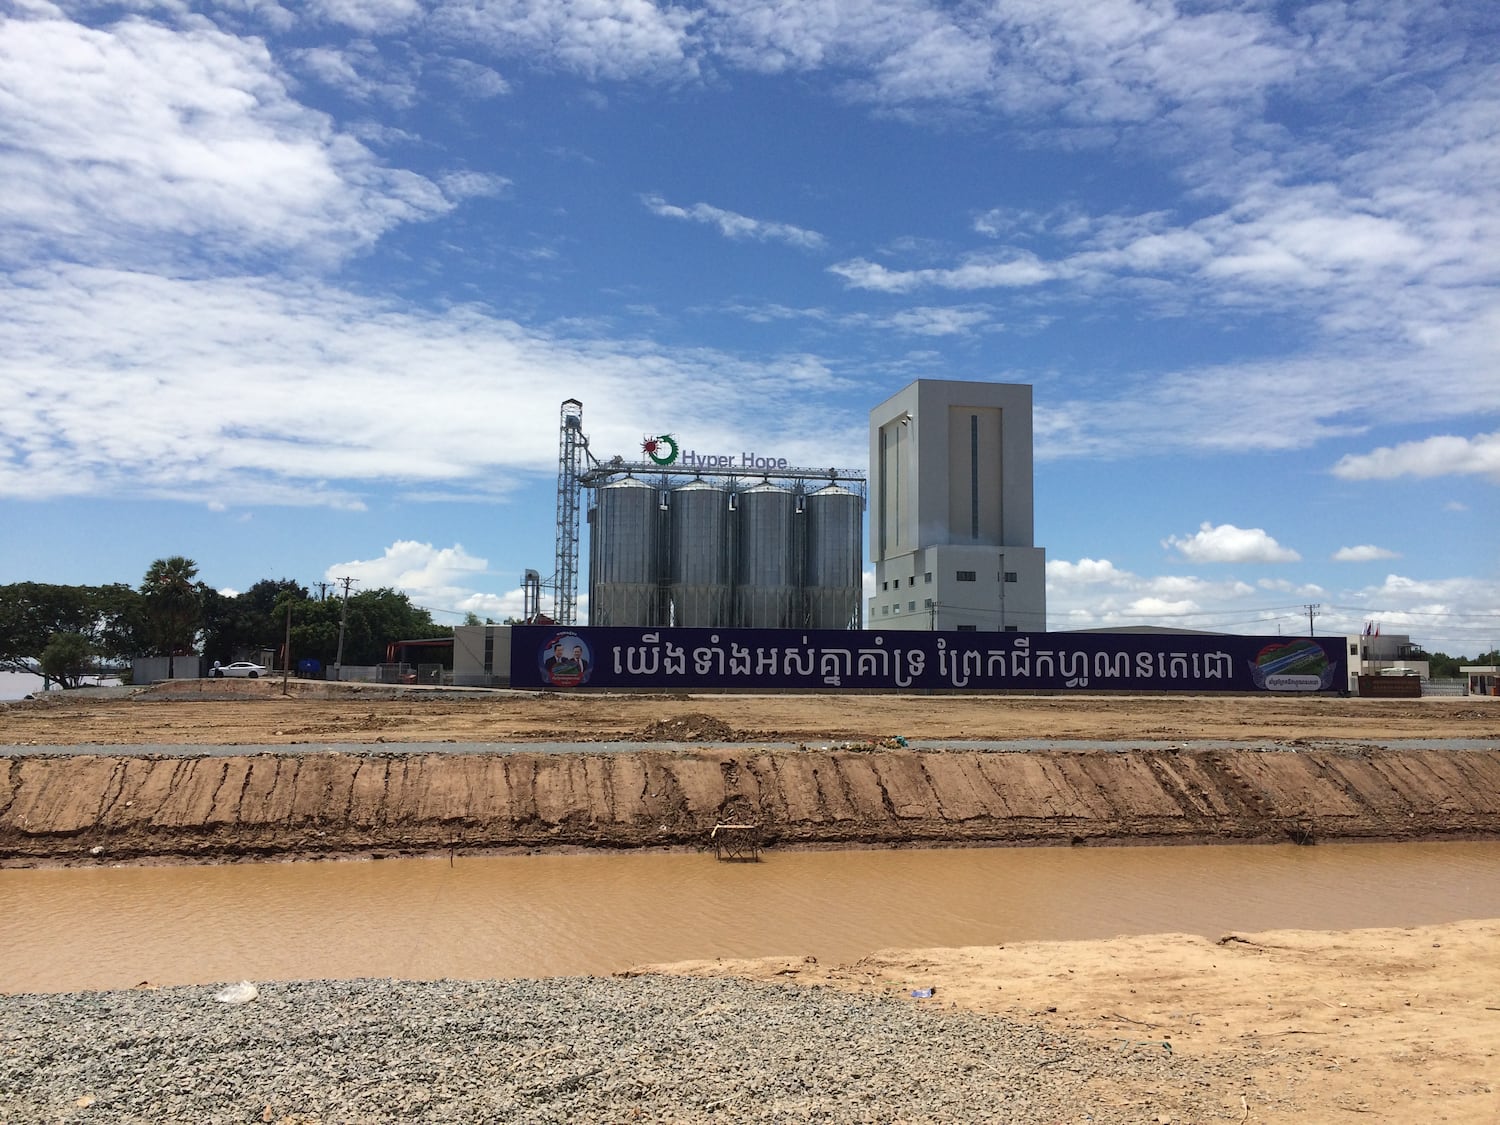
5, 840, 1498, 993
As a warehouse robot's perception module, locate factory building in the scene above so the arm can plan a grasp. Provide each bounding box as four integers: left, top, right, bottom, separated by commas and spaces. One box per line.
867, 379, 1047, 632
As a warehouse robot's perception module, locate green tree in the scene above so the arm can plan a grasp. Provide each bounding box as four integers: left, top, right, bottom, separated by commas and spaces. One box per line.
1426, 651, 1463, 678
338, 588, 448, 666
140, 557, 203, 677
0, 583, 146, 674
266, 587, 449, 668
40, 632, 94, 688
202, 579, 308, 663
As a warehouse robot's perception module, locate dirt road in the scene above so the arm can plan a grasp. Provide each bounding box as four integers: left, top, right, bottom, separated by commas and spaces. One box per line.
5, 677, 1499, 745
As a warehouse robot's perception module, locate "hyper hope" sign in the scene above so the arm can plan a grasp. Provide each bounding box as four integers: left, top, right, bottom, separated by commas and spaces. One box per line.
680, 449, 790, 470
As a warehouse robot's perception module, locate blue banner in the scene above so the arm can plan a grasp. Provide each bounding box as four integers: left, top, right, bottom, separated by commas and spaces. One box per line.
511, 626, 1346, 693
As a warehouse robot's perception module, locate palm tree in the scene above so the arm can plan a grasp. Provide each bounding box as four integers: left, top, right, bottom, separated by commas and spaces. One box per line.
141, 556, 203, 678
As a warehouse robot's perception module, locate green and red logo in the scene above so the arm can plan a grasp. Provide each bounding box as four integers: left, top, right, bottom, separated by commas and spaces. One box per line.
642, 433, 679, 465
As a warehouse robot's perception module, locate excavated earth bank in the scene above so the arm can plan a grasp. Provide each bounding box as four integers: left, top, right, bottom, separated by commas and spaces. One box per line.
5, 743, 1500, 866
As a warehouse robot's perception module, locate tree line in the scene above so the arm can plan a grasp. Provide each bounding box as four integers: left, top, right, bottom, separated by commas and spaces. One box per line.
1, 557, 451, 688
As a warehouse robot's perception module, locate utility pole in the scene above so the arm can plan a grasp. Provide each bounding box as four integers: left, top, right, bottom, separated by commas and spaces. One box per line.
282, 600, 292, 696
1303, 602, 1321, 636
333, 576, 356, 681
313, 581, 332, 602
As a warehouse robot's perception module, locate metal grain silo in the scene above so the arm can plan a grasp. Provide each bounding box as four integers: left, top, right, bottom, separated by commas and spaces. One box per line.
588, 476, 663, 626
669, 479, 731, 627
735, 481, 796, 628
804, 483, 863, 629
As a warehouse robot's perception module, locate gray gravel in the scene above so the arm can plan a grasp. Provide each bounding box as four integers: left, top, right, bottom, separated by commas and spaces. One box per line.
0, 976, 1235, 1123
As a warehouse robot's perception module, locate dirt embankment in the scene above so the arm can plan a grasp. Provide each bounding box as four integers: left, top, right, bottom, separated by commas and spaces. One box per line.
5, 743, 1500, 865
3, 685, 1498, 864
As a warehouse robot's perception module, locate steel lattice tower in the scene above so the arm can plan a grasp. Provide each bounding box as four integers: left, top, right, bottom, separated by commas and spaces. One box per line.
553, 398, 586, 625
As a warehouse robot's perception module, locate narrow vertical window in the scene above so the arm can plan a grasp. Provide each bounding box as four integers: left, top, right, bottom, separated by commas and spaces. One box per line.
970, 414, 979, 539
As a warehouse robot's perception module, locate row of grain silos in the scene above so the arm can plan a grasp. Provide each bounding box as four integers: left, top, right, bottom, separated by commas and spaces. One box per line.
587, 476, 863, 629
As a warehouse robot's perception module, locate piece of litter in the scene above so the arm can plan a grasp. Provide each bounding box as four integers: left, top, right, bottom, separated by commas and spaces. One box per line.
910, 987, 935, 999
214, 981, 259, 1005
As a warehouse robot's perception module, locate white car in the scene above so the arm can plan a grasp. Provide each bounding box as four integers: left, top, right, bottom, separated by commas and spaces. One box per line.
212, 661, 270, 679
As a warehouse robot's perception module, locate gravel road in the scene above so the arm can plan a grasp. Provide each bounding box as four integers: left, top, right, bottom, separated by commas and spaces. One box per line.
1, 975, 1229, 1123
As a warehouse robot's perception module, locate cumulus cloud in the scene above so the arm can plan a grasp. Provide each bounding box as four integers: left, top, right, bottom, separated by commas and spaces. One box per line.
1163, 523, 1301, 564
1332, 432, 1500, 483
331, 539, 488, 592
1046, 555, 1498, 652
1333, 545, 1400, 563
1339, 574, 1500, 653
1047, 557, 1133, 586
1047, 556, 1305, 634
642, 194, 825, 250
327, 539, 529, 620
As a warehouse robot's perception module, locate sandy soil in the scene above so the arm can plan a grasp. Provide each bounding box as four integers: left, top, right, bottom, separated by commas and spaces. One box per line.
3, 677, 1498, 745
640, 919, 1500, 1124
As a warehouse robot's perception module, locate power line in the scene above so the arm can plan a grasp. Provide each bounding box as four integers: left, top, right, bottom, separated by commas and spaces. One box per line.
1329, 605, 1500, 620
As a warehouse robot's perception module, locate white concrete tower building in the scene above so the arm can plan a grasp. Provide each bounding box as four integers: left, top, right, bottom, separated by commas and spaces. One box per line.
868, 379, 1046, 632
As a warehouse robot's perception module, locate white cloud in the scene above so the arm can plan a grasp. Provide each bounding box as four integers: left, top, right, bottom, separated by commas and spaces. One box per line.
330, 539, 484, 595
0, 265, 869, 506
0, 10, 450, 268
642, 194, 825, 250
1256, 578, 1326, 597
1332, 432, 1500, 484
433, 57, 510, 98
311, 0, 423, 36
429, 0, 700, 81
1047, 557, 1132, 586
1047, 555, 1498, 653
440, 171, 512, 200
704, 0, 1307, 124
1047, 556, 1305, 634
829, 253, 1058, 293
882, 306, 992, 336
1333, 544, 1400, 563
1341, 573, 1500, 655
328, 539, 529, 620
1163, 523, 1301, 564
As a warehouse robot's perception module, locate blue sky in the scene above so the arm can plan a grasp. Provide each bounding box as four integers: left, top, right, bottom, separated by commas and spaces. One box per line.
2, 0, 1497, 654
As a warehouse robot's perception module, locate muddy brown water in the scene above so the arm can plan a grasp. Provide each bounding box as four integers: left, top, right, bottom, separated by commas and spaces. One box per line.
5, 841, 1499, 994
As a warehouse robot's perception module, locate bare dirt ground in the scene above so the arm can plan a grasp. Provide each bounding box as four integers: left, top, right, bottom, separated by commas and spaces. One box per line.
6, 683, 1498, 1122
641, 920, 1500, 1124
4, 677, 1498, 745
